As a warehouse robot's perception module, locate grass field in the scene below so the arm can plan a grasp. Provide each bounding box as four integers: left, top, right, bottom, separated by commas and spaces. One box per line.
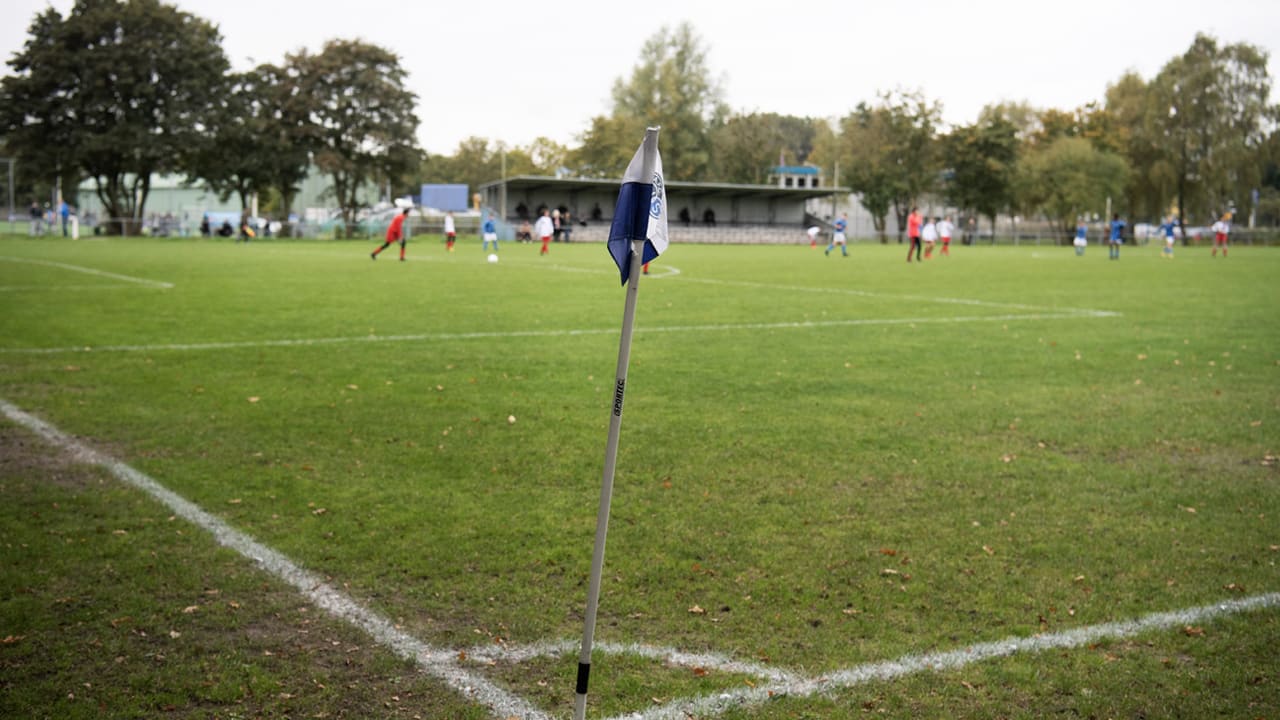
1, 234, 1277, 719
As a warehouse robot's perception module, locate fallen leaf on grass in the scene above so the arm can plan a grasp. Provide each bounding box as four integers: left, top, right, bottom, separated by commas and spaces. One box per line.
1, 635, 24, 644
1183, 626, 1205, 637
228, 498, 242, 505
982, 545, 995, 556
346, 384, 358, 390
311, 508, 327, 516
691, 666, 708, 677
168, 630, 181, 639
688, 605, 705, 615
181, 605, 199, 614
248, 396, 260, 403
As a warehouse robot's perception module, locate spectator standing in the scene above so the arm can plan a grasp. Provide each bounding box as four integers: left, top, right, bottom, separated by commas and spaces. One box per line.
29, 201, 42, 236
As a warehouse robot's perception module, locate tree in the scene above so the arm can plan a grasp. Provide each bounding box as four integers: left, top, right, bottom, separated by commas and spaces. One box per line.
577, 22, 728, 180
942, 116, 1019, 240
1100, 72, 1175, 221
708, 113, 823, 184
0, 0, 230, 233
1149, 34, 1274, 230
295, 39, 420, 236
1020, 137, 1130, 240
833, 91, 940, 243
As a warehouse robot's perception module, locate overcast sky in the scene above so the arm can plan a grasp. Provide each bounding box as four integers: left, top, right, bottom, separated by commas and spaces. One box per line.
3, 0, 1278, 156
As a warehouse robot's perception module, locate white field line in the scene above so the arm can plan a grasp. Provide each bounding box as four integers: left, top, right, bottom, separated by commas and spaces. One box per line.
600, 592, 1280, 720
0, 285, 149, 292
0, 312, 1115, 355
3, 399, 1275, 719
0, 398, 550, 720
0, 256, 174, 289
463, 639, 802, 686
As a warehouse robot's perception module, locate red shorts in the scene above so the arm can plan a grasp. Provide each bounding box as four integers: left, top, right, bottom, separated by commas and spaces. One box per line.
446, 232, 456, 239
1215, 233, 1227, 245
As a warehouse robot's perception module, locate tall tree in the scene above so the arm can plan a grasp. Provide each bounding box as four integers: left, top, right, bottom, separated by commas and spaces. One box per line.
295, 39, 420, 236
1020, 136, 1130, 240
1149, 34, 1274, 229
833, 91, 940, 243
578, 22, 727, 180
942, 116, 1019, 239
0, 0, 230, 233
708, 113, 823, 184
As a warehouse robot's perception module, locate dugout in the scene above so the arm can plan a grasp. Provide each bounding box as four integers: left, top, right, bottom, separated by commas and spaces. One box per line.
479, 175, 846, 244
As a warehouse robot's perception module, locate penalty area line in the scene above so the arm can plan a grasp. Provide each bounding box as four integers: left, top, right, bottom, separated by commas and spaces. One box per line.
0, 398, 549, 720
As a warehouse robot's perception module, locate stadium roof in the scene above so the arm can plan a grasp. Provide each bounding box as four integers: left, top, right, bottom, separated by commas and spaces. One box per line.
478, 175, 846, 201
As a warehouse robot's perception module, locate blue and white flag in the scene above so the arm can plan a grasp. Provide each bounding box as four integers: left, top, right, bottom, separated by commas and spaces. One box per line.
607, 127, 667, 285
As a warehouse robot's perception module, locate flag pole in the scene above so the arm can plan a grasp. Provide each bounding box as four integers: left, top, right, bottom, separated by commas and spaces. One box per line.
574, 238, 645, 720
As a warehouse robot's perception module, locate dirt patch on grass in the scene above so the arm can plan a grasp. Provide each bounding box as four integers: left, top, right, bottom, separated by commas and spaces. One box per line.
0, 421, 103, 490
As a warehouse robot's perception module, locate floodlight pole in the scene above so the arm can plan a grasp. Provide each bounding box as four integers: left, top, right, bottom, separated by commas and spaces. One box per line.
574, 237, 646, 720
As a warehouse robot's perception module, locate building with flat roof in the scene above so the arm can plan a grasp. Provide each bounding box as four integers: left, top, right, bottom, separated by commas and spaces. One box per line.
479, 175, 846, 244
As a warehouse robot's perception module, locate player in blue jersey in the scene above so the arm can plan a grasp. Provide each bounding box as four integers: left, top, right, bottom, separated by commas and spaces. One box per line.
1159, 216, 1177, 259
1108, 214, 1125, 260
825, 213, 848, 257
481, 213, 498, 253
1073, 219, 1087, 256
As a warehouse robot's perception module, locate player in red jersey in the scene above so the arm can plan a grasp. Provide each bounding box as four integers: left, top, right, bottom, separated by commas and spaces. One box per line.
372, 208, 411, 261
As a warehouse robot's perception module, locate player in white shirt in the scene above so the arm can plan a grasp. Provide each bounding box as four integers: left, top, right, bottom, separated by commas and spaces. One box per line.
936, 216, 955, 257
534, 209, 555, 256
1211, 213, 1230, 257
921, 217, 938, 259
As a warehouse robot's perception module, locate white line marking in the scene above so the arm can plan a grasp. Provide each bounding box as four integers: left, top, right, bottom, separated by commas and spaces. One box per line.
0, 398, 549, 720
0, 312, 1117, 355
0, 256, 174, 289
0, 285, 147, 292
604, 592, 1280, 720
3, 399, 1274, 719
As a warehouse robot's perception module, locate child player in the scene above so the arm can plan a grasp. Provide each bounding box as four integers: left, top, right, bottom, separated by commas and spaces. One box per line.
372, 207, 411, 261
937, 215, 954, 256
444, 211, 457, 252
534, 208, 554, 256
481, 212, 498, 253
824, 213, 848, 257
1159, 216, 1177, 259
1211, 212, 1230, 257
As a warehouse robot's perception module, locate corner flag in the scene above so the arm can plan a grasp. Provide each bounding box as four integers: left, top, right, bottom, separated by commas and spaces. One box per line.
575, 127, 664, 720
607, 128, 668, 285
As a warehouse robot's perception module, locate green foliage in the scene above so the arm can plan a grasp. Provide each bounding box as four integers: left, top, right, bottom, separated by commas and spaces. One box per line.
1019, 136, 1130, 237
1148, 33, 1274, 225
577, 22, 728, 180
0, 0, 230, 232
0, 237, 1278, 718
943, 115, 1019, 235
296, 39, 420, 234
835, 91, 941, 242
708, 113, 825, 184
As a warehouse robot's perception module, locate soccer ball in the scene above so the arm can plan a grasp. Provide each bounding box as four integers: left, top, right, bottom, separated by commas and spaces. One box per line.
487, 254, 499, 263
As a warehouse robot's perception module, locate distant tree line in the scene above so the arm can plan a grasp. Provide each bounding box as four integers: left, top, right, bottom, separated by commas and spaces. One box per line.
2, 4, 1277, 238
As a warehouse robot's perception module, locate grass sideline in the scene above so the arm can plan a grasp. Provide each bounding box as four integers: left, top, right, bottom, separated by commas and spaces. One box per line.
1, 234, 1277, 718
